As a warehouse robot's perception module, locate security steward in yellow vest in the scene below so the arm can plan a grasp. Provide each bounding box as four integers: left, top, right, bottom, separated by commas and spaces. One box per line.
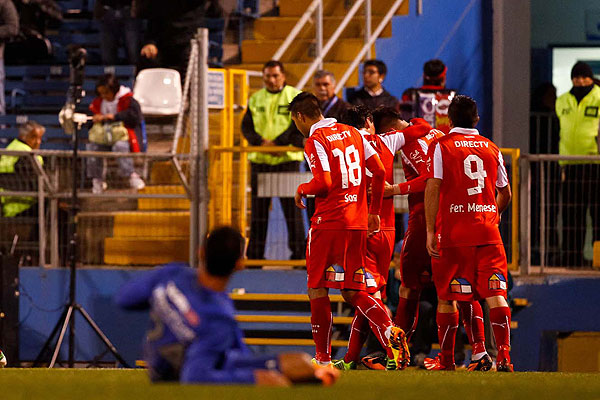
0, 121, 45, 217
241, 60, 306, 260
555, 61, 600, 266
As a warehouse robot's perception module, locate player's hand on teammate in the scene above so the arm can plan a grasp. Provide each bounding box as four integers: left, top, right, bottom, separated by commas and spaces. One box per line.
277, 352, 339, 386
383, 182, 397, 197
397, 119, 410, 131
295, 190, 306, 209
426, 231, 439, 259
367, 214, 380, 236
140, 44, 158, 59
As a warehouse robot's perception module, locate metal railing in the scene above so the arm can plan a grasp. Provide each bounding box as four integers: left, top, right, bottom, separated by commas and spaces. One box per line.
520, 154, 600, 274
0, 150, 194, 267
271, 0, 404, 90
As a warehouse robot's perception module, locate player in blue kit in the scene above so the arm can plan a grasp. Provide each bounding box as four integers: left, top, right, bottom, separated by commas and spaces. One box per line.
116, 226, 338, 385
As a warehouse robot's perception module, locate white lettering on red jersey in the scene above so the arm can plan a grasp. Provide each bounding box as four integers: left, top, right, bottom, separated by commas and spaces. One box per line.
302, 118, 378, 230
430, 127, 508, 248
362, 129, 407, 230
400, 128, 445, 213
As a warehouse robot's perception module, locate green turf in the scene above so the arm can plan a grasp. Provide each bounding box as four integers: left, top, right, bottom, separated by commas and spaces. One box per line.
1, 368, 599, 400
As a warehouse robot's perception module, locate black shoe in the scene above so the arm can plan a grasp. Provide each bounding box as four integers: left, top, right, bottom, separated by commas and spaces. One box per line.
467, 354, 493, 371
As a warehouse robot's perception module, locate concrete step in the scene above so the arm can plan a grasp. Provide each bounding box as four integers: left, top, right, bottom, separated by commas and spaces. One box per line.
104, 237, 189, 265
111, 211, 190, 237
150, 160, 188, 185
137, 185, 190, 210
279, 0, 409, 17
253, 16, 391, 40
241, 38, 373, 64
234, 62, 359, 88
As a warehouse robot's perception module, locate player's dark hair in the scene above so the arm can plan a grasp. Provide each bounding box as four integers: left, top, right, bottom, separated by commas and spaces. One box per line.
263, 60, 285, 74
341, 105, 372, 130
372, 106, 401, 133
288, 92, 322, 119
204, 226, 245, 277
364, 59, 387, 76
96, 73, 120, 95
448, 95, 478, 128
423, 59, 446, 86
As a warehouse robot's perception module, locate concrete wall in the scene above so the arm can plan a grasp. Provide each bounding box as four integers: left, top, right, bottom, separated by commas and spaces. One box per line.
374, 0, 494, 137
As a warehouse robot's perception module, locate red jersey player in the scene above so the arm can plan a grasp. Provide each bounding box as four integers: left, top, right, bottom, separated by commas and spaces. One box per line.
289, 93, 408, 369
424, 95, 513, 372
376, 108, 494, 371
331, 106, 414, 370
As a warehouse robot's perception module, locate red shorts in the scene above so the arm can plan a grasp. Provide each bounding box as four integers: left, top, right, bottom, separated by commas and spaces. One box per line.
399, 213, 432, 290
432, 244, 508, 301
365, 230, 395, 294
307, 229, 373, 291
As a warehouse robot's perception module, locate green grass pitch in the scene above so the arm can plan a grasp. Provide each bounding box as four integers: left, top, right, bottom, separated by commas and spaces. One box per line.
1, 368, 599, 400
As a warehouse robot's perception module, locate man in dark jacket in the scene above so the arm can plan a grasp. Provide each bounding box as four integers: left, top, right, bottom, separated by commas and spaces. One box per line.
347, 59, 399, 111
0, 0, 19, 114
312, 70, 349, 121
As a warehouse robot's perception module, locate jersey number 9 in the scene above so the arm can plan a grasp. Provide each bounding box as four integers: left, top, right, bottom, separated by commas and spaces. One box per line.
463, 154, 487, 195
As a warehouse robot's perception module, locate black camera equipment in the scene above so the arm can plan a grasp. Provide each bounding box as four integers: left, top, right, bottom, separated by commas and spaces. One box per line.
35, 47, 130, 368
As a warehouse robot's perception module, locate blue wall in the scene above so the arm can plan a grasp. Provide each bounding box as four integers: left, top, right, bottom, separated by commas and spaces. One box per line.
17, 267, 600, 371
375, 0, 493, 136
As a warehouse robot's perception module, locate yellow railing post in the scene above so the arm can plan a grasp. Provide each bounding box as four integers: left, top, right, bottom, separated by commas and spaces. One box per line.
501, 148, 520, 271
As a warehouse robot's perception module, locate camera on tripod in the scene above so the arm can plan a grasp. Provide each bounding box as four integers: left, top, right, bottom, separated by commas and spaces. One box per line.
59, 45, 91, 135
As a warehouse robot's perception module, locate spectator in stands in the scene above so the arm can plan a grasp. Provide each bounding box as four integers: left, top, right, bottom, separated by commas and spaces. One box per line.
94, 0, 141, 66
0, 121, 44, 217
137, 0, 224, 74
556, 61, 600, 267
400, 59, 456, 134
312, 70, 349, 121
241, 60, 306, 260
0, 0, 19, 115
87, 73, 145, 194
347, 59, 398, 111
530, 82, 560, 266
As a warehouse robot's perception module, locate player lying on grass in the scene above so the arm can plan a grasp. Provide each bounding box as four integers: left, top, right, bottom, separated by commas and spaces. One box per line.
331, 105, 414, 370
376, 108, 494, 371
116, 226, 339, 385
424, 95, 513, 371
289, 92, 409, 370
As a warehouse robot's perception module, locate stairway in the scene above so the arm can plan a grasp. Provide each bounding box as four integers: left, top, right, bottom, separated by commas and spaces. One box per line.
230, 0, 409, 89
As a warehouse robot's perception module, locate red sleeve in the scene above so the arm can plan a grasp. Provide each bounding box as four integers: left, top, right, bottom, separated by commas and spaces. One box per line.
401, 119, 433, 142
365, 154, 385, 215
89, 97, 102, 114
297, 138, 332, 197
396, 174, 427, 195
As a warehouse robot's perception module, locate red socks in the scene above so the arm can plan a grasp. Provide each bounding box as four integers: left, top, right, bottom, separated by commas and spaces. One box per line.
436, 310, 459, 366
489, 306, 512, 362
394, 296, 420, 341
458, 301, 486, 356
344, 312, 369, 363
310, 296, 332, 363
348, 291, 394, 359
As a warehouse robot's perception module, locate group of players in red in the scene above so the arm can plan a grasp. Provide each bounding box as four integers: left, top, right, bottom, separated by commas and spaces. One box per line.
290, 92, 514, 372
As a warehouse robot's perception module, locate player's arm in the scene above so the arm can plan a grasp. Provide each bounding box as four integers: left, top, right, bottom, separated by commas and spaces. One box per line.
495, 150, 512, 213
363, 137, 385, 235
115, 264, 183, 310
424, 142, 442, 259
295, 138, 332, 209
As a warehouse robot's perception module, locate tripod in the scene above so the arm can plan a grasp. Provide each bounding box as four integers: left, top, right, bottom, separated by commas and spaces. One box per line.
34, 49, 130, 368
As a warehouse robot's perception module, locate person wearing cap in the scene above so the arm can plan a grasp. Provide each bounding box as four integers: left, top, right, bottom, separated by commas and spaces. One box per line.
555, 61, 600, 266
400, 59, 456, 134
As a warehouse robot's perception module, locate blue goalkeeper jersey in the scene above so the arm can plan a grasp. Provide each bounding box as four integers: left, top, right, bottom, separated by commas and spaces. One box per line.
116, 263, 275, 384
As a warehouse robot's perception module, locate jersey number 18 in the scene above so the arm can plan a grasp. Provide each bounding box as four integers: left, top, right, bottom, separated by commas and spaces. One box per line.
332, 145, 361, 189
